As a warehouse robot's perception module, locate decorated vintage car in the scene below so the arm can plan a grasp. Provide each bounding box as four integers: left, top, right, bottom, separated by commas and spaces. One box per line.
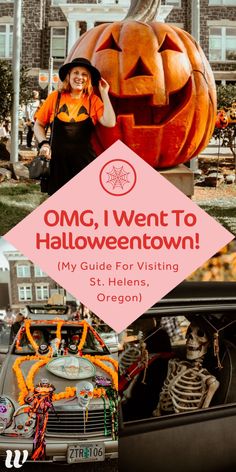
0, 319, 118, 464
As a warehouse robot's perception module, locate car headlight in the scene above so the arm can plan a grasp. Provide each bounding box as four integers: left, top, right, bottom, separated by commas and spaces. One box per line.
13, 406, 36, 438
0, 396, 15, 433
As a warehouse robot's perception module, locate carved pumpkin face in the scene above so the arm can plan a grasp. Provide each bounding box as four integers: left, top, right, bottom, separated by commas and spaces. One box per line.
68, 21, 216, 168
216, 110, 228, 129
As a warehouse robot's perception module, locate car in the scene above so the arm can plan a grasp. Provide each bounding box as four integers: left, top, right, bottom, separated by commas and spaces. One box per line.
119, 282, 236, 472
0, 318, 118, 464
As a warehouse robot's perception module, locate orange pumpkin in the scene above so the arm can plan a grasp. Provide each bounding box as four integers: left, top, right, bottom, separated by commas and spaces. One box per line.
215, 110, 229, 129
67, 0, 216, 168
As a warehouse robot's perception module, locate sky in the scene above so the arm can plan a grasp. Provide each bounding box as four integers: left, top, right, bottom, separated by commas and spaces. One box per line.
0, 237, 16, 269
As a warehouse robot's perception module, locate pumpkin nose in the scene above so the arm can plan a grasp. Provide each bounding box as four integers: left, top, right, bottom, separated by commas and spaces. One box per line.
125, 57, 153, 79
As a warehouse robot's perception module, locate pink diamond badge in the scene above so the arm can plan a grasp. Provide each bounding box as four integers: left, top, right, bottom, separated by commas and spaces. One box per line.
4, 140, 234, 331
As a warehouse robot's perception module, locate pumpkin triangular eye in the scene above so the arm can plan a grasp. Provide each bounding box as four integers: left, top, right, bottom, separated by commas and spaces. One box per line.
96, 33, 122, 52
59, 104, 69, 115
77, 105, 88, 116
158, 34, 182, 53
125, 57, 153, 79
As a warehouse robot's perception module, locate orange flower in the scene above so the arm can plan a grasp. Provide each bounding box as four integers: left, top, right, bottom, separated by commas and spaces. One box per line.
13, 354, 114, 404
56, 320, 64, 348
24, 319, 39, 352
26, 359, 50, 391
78, 321, 88, 351
84, 355, 118, 391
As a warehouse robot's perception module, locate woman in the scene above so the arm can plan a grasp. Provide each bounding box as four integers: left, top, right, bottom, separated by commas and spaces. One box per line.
34, 57, 116, 195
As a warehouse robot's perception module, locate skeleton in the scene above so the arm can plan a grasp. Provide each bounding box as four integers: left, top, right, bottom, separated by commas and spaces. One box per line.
119, 332, 143, 375
153, 323, 219, 416
119, 333, 148, 400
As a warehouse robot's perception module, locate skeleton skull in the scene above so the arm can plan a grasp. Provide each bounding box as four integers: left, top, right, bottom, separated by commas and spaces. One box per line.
76, 381, 94, 409
186, 324, 209, 361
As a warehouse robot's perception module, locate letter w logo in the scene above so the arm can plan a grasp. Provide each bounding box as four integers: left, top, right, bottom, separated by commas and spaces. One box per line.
5, 450, 28, 469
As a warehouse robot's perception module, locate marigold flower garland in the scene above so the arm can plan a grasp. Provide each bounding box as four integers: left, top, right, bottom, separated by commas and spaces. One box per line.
13, 319, 118, 404
16, 319, 107, 354
13, 355, 50, 405
78, 321, 88, 351
55, 320, 64, 348
84, 355, 118, 391
98, 356, 118, 372
13, 355, 117, 405
25, 320, 39, 352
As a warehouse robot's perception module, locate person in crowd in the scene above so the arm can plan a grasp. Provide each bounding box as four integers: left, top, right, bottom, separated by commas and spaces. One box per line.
34, 57, 116, 195
18, 106, 25, 146
25, 90, 40, 148
10, 311, 25, 342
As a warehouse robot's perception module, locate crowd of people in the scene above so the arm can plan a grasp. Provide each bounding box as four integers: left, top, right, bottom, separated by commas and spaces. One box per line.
0, 90, 44, 151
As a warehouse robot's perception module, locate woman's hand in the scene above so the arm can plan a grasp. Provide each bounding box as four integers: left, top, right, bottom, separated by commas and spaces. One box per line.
98, 78, 110, 95
39, 143, 51, 160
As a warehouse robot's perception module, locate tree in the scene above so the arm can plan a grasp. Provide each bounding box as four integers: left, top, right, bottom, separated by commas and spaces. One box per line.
216, 83, 236, 109
213, 84, 236, 162
0, 60, 29, 122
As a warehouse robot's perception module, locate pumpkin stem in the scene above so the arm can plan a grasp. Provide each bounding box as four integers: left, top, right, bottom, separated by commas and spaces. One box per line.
124, 0, 161, 22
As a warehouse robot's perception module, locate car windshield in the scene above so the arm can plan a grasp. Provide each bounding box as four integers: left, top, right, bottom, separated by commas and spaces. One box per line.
14, 323, 109, 356
27, 305, 68, 316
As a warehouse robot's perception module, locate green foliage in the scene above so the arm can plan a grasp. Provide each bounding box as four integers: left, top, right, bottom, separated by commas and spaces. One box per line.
216, 84, 236, 110
0, 60, 29, 122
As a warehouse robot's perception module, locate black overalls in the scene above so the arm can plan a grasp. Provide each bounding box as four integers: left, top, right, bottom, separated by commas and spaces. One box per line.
46, 97, 96, 195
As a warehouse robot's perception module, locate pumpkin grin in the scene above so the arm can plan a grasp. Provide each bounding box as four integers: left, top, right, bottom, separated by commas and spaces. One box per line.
109, 76, 192, 127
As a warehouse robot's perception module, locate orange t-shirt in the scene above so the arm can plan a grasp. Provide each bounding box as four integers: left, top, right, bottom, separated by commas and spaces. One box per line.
36, 90, 104, 126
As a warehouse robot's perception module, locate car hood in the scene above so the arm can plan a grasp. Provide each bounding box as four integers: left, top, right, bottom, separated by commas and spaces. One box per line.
0, 354, 112, 407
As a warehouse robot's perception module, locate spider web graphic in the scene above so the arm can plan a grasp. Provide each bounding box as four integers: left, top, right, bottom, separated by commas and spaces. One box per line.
106, 166, 130, 190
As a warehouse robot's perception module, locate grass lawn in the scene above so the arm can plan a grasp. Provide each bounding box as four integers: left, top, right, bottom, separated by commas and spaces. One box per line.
0, 182, 47, 235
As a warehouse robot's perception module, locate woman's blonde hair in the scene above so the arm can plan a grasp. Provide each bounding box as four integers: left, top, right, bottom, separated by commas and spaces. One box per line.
58, 69, 93, 97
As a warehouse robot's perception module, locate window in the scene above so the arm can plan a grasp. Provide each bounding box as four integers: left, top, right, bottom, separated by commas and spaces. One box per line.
35, 284, 49, 301
18, 285, 32, 302
16, 265, 31, 278
34, 266, 46, 277
209, 0, 236, 5
209, 26, 236, 61
0, 24, 13, 58
51, 27, 67, 59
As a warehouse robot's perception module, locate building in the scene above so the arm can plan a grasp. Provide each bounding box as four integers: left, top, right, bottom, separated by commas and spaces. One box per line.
0, 0, 235, 93
4, 250, 77, 310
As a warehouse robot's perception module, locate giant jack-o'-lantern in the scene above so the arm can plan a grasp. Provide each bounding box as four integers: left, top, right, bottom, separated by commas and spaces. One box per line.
67, 0, 216, 168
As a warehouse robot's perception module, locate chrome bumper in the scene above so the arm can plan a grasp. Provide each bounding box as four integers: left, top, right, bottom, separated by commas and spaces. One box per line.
0, 437, 118, 462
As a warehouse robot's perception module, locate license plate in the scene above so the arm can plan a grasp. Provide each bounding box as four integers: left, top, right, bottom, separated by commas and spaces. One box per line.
67, 443, 105, 463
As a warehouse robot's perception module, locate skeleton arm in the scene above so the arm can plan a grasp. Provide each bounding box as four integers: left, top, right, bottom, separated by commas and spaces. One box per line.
202, 376, 220, 408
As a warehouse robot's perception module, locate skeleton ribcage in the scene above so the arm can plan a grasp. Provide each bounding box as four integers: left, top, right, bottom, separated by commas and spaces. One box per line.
119, 346, 141, 374
160, 360, 210, 414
